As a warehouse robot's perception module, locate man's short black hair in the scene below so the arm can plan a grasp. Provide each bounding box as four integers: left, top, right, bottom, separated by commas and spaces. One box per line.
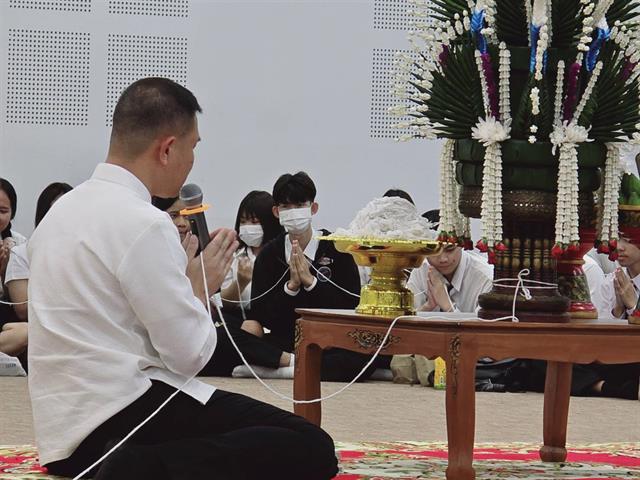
111, 77, 202, 156
272, 172, 316, 205
383, 188, 414, 205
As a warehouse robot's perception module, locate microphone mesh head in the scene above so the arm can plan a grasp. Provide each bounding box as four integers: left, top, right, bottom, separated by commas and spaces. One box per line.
180, 184, 203, 208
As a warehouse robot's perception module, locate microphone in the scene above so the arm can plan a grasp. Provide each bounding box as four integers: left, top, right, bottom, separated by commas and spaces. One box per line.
179, 184, 211, 253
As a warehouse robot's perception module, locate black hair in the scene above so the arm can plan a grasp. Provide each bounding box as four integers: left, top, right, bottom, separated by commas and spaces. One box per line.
272, 172, 316, 206
234, 191, 283, 247
35, 182, 73, 227
422, 209, 440, 227
152, 196, 179, 212
0, 178, 17, 240
111, 77, 202, 157
383, 188, 415, 205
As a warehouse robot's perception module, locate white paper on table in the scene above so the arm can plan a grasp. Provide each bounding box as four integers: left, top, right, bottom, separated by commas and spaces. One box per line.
0, 352, 26, 376
414, 311, 507, 322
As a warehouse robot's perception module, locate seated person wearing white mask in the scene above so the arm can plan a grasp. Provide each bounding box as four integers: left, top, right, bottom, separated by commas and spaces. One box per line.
252, 172, 385, 382
221, 191, 283, 332
152, 195, 293, 377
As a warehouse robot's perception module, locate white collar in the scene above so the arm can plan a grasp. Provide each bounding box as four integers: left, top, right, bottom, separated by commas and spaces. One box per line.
92, 163, 152, 203
284, 230, 320, 262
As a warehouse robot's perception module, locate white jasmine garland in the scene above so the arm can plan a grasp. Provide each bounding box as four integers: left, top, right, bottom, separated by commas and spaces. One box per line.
551, 122, 590, 246
498, 42, 512, 122
472, 117, 511, 247
531, 87, 541, 115
574, 61, 603, 121
600, 144, 622, 247
439, 139, 463, 238
553, 60, 566, 125
475, 50, 491, 116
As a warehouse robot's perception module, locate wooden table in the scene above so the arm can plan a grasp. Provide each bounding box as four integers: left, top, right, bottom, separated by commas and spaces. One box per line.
292, 309, 640, 480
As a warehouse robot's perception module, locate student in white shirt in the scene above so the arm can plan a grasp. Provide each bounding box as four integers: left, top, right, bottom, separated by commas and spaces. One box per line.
533, 236, 639, 401
0, 179, 27, 287
28, 78, 338, 479
596, 237, 640, 319
408, 245, 494, 313
4, 182, 73, 322
0, 183, 72, 366
0, 178, 27, 323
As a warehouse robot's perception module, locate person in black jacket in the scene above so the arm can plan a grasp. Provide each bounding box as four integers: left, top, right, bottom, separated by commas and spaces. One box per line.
252, 171, 386, 381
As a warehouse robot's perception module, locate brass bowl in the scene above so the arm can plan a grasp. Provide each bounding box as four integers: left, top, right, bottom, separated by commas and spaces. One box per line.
321, 236, 446, 317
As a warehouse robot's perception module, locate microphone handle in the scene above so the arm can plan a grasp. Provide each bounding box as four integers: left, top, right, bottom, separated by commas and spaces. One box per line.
190, 213, 211, 252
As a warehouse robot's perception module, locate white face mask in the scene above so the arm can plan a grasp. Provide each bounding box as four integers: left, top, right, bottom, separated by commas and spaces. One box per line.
239, 224, 264, 247
278, 207, 312, 235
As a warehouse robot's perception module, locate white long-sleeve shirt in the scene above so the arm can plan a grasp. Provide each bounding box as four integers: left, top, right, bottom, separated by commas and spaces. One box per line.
407, 251, 494, 313
28, 163, 217, 465
594, 268, 640, 320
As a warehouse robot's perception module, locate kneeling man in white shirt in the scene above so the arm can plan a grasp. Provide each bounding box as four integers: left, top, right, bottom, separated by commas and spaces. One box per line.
28, 78, 338, 480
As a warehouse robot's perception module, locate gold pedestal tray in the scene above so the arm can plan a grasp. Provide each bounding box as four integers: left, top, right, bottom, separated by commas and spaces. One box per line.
322, 236, 446, 318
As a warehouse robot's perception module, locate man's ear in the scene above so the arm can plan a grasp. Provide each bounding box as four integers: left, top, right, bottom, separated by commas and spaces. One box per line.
157, 136, 177, 167
272, 206, 280, 219
311, 202, 319, 215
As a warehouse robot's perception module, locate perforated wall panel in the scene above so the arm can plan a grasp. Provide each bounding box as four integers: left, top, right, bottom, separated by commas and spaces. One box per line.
9, 0, 91, 12
108, 0, 189, 17
6, 29, 90, 126
370, 48, 415, 139
106, 34, 188, 126
373, 0, 412, 31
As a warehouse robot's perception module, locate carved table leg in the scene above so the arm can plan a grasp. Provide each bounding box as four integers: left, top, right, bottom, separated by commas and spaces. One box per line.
445, 335, 477, 480
539, 361, 572, 462
293, 334, 323, 426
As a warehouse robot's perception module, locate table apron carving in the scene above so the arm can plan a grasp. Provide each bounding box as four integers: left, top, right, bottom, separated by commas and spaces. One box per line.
347, 328, 400, 351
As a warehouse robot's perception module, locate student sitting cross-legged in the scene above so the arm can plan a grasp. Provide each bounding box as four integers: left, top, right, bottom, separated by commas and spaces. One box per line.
251, 171, 388, 382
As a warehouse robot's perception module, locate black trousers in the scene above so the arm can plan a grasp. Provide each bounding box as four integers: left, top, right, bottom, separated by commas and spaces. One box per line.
200, 312, 283, 376
46, 381, 338, 480
519, 360, 640, 399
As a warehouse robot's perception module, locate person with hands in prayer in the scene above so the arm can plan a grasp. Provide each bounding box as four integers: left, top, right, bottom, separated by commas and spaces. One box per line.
287, 239, 316, 293
28, 78, 339, 480
599, 236, 640, 319
408, 243, 493, 313
252, 171, 388, 381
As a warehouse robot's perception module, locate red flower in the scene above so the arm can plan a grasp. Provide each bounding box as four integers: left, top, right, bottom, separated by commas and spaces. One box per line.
608, 250, 619, 262
551, 244, 564, 259
599, 242, 610, 254
609, 238, 618, 250
463, 238, 474, 250
567, 242, 580, 253
487, 249, 497, 264
476, 238, 489, 252
494, 242, 507, 252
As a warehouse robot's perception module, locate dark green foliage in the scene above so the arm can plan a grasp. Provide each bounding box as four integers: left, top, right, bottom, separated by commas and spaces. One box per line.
495, 0, 528, 45
422, 44, 485, 138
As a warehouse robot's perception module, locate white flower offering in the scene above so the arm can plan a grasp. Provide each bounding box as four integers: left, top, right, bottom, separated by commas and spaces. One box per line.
332, 197, 437, 241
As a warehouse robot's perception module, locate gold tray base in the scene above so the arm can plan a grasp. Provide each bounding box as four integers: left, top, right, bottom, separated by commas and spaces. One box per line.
356, 286, 416, 318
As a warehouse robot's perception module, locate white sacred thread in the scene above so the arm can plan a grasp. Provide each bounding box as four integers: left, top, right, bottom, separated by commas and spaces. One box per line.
72, 262, 545, 477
